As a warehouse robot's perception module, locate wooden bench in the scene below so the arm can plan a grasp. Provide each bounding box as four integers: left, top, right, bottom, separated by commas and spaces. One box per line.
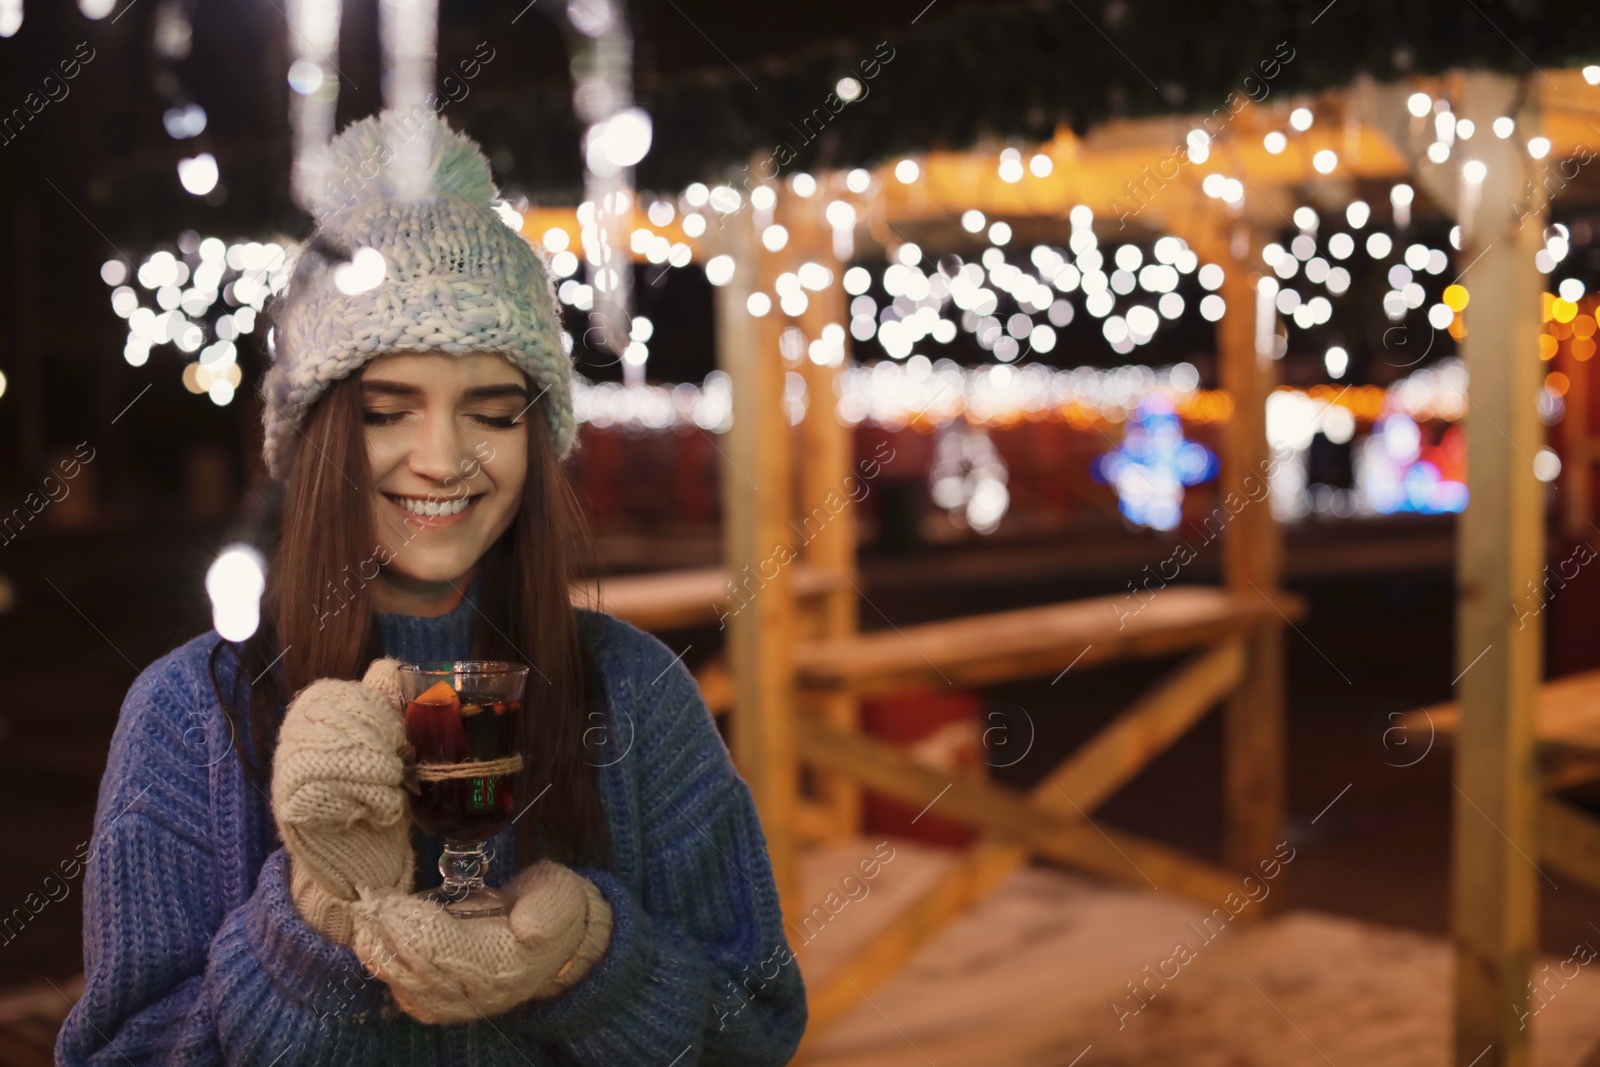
1405, 671, 1600, 896
787, 583, 1307, 1030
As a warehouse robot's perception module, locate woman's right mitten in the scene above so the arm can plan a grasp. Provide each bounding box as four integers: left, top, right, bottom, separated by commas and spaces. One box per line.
270, 658, 414, 944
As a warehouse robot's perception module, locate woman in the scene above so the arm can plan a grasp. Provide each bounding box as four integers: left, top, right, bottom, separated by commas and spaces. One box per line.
58, 111, 806, 1065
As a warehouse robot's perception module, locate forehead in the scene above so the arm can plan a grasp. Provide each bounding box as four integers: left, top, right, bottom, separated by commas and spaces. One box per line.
360, 351, 525, 389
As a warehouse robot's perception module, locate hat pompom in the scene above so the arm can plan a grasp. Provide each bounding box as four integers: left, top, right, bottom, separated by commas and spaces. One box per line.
314, 110, 496, 215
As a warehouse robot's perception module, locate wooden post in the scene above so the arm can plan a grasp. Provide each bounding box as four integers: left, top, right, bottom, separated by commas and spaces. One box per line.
705, 195, 802, 913
1452, 72, 1545, 1067
791, 191, 862, 842
1212, 215, 1288, 878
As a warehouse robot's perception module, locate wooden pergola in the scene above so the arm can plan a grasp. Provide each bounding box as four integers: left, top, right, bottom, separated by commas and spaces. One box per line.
556, 66, 1599, 1065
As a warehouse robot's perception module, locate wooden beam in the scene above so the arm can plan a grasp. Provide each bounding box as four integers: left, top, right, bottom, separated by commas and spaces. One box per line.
519, 71, 1600, 264
804, 842, 1022, 1033
792, 192, 863, 844
794, 586, 1303, 695
1451, 72, 1546, 1067
572, 564, 849, 632
1541, 756, 1600, 793
796, 716, 1083, 851
794, 799, 842, 843
795, 716, 1244, 904
804, 639, 1249, 1032
692, 653, 732, 717
705, 192, 802, 915
1538, 797, 1600, 896
1050, 639, 1246, 807
1193, 208, 1290, 880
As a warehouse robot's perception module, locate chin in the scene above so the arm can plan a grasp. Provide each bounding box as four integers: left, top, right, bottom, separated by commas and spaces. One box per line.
381, 549, 483, 587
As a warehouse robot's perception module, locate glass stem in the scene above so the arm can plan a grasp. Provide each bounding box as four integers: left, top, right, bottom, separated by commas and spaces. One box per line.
438, 841, 489, 901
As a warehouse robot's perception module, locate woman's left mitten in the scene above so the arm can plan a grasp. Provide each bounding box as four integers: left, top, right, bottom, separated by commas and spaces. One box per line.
349, 863, 608, 1024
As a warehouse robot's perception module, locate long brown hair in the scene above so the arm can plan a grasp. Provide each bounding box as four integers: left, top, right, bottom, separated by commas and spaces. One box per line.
209, 371, 609, 869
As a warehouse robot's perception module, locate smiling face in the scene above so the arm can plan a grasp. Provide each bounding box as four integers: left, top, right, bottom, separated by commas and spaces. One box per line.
361, 352, 531, 613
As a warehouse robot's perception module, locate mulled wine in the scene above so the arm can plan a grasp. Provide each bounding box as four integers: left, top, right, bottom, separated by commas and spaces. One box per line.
404, 680, 521, 840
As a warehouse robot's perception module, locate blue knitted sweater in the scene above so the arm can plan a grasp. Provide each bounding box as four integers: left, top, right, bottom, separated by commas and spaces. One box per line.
57, 588, 806, 1065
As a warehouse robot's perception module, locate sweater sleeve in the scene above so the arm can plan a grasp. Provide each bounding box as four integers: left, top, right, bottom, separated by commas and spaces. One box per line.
497, 628, 807, 1065
56, 653, 413, 1066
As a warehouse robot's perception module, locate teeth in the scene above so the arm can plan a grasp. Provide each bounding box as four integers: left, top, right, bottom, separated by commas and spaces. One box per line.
396, 495, 470, 516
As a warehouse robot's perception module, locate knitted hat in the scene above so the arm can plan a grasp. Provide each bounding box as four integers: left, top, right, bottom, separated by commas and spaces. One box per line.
261, 110, 574, 482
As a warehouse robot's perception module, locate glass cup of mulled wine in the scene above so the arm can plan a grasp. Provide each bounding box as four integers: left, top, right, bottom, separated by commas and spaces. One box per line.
396, 661, 528, 919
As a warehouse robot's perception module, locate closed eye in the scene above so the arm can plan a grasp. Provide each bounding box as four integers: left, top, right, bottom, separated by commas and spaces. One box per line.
471, 414, 523, 429
363, 410, 407, 426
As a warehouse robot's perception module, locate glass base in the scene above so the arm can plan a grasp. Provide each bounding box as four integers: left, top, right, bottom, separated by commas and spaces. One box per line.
433, 839, 511, 919
426, 883, 515, 920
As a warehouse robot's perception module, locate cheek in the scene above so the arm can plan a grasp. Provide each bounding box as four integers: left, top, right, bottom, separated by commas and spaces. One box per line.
482, 440, 528, 533
366, 436, 406, 540
365, 431, 403, 479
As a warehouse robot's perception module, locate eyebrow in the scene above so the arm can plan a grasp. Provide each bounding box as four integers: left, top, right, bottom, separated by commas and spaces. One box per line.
362, 380, 530, 401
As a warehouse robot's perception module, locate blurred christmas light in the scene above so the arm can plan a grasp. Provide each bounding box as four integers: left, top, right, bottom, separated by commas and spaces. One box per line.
1096, 395, 1217, 532
207, 544, 267, 642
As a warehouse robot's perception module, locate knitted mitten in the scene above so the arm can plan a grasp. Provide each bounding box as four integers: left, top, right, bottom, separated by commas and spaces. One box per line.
271, 658, 414, 946
350, 861, 613, 1024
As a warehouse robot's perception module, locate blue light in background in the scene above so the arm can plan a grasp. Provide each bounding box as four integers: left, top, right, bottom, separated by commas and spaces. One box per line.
1096, 395, 1219, 531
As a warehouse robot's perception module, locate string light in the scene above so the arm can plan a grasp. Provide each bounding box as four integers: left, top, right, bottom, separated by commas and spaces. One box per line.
178, 153, 219, 196
997, 147, 1024, 183
1390, 183, 1414, 228
704, 254, 735, 286
98, 131, 1528, 497
207, 545, 267, 641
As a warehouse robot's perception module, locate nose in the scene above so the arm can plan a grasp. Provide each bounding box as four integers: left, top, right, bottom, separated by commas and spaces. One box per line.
406, 409, 471, 486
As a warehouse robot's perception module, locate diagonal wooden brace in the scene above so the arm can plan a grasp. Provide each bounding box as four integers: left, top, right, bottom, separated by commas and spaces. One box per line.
1538, 796, 1600, 896
801, 638, 1248, 1031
